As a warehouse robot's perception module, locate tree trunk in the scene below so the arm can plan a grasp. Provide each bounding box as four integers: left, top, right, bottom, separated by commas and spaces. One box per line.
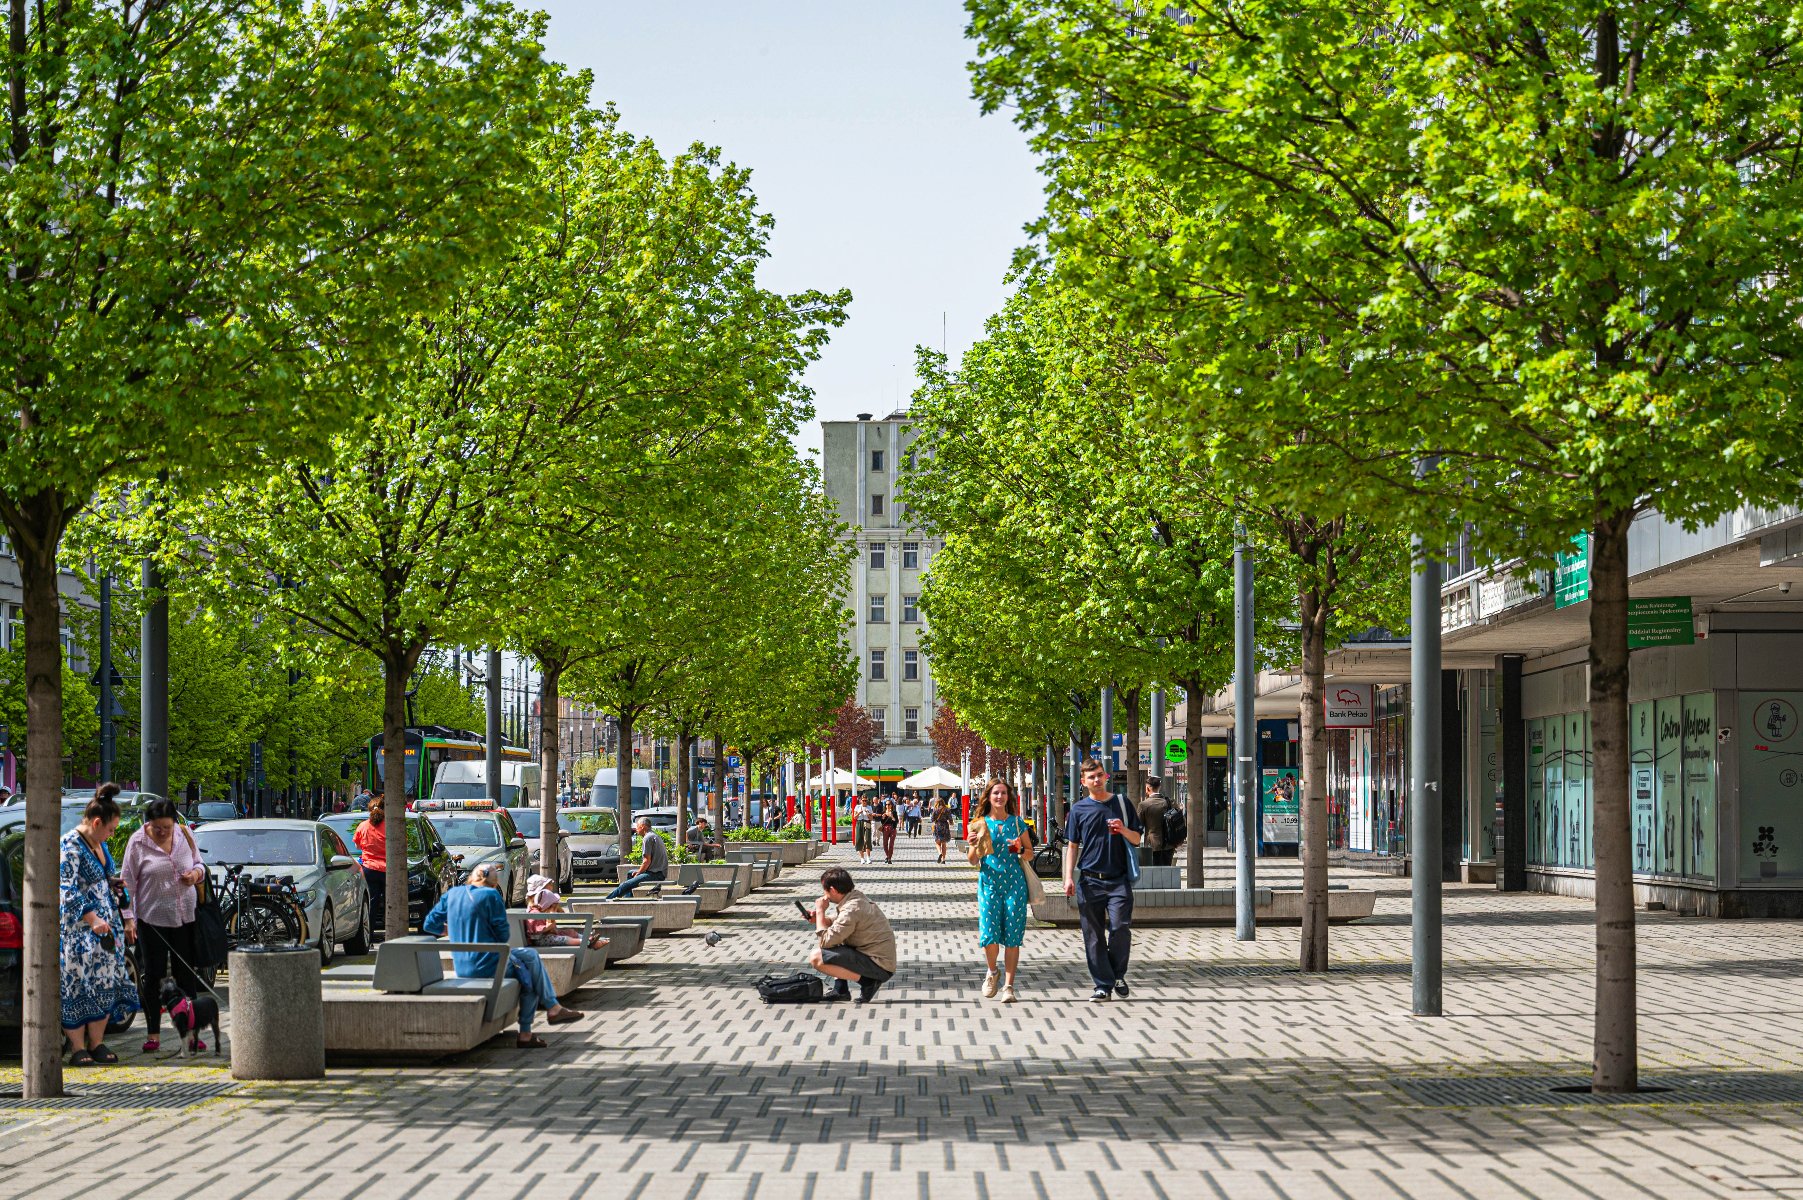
1590, 507, 1637, 1092
1123, 687, 1143, 810
381, 654, 414, 939
1298, 587, 1330, 972
1184, 679, 1206, 889
17, 521, 67, 1098
615, 712, 636, 878
536, 657, 562, 886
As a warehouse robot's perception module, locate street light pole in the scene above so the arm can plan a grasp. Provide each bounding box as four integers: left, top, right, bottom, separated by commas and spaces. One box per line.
1234, 528, 1257, 942
98, 573, 115, 784
140, 558, 168, 802
1411, 480, 1444, 1017
485, 649, 502, 803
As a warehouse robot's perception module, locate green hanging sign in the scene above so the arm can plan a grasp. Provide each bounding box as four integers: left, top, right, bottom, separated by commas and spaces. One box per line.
1163, 738, 1187, 764
1553, 532, 1591, 608
1628, 597, 1695, 649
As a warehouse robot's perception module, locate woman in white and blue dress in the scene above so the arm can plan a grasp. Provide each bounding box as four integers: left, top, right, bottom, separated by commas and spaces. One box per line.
967, 777, 1033, 1003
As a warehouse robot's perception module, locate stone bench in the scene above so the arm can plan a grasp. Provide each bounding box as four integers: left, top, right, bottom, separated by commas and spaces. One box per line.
679, 862, 754, 901
1030, 886, 1377, 926
723, 848, 781, 885
322, 936, 519, 1058
502, 911, 609, 994
665, 872, 735, 915
567, 896, 699, 934
594, 916, 648, 963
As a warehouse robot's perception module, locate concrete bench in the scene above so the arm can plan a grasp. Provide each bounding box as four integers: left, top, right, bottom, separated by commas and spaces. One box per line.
593, 915, 649, 962
502, 911, 609, 994
567, 895, 699, 934
322, 936, 519, 1057
1030, 886, 1376, 926
724, 848, 782, 884
665, 869, 735, 915
679, 862, 754, 901
773, 840, 816, 866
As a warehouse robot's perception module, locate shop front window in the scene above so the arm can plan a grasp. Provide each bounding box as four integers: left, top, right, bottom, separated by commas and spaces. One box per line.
1739, 691, 1802, 883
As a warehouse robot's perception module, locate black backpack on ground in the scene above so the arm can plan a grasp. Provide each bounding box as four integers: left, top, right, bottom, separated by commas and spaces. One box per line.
755, 972, 825, 1003
1162, 804, 1189, 848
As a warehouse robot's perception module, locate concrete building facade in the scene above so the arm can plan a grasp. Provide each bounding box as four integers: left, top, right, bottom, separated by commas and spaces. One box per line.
821, 411, 941, 775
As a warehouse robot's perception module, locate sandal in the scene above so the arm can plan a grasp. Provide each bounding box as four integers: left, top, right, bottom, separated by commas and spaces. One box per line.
69, 1050, 95, 1067
545, 1008, 584, 1025
91, 1043, 119, 1064
516, 1035, 548, 1048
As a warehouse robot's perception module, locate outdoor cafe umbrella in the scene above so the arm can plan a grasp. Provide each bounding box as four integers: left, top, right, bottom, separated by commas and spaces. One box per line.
896, 765, 963, 791
807, 768, 876, 791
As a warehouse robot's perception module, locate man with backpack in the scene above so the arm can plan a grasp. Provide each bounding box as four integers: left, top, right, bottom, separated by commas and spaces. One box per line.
1137, 775, 1187, 868
807, 866, 896, 1004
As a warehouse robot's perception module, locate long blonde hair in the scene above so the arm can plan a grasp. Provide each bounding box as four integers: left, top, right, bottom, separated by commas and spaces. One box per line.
966, 777, 1019, 857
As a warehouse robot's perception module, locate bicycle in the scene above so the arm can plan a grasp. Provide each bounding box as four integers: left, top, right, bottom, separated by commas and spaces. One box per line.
216, 864, 306, 948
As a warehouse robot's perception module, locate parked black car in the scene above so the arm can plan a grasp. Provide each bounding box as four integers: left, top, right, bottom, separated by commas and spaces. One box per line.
318, 812, 457, 930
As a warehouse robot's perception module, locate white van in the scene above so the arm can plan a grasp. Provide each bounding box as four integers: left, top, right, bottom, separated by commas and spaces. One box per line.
590, 769, 653, 811
431, 759, 541, 806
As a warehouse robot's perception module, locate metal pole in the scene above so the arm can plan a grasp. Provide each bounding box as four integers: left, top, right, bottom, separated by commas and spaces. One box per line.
1150, 690, 1166, 787
1411, 527, 1444, 1016
140, 558, 168, 800
1100, 687, 1114, 784
485, 649, 503, 802
1067, 731, 1080, 815
98, 573, 114, 784
1233, 532, 1256, 941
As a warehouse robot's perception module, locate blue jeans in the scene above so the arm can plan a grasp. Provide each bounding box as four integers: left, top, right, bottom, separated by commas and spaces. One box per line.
606, 869, 666, 899
1076, 875, 1134, 991
507, 947, 559, 1034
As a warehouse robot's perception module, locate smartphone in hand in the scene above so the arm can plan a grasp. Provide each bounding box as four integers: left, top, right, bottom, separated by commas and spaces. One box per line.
795, 899, 816, 922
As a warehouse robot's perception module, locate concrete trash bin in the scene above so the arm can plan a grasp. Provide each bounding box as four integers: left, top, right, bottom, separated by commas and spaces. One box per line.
229, 945, 325, 1081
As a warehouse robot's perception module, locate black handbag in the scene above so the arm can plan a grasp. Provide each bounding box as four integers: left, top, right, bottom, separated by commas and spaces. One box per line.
184, 827, 230, 968
754, 972, 825, 1004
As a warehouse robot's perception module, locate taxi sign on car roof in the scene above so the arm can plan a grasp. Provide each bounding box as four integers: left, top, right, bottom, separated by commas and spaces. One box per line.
417, 798, 495, 811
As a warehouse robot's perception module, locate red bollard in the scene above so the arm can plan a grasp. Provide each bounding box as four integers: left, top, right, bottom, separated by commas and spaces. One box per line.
786, 795, 796, 824
960, 792, 970, 840
828, 798, 838, 844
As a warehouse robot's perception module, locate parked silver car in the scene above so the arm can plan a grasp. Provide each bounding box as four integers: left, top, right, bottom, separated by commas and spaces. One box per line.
191, 819, 370, 965
504, 807, 577, 892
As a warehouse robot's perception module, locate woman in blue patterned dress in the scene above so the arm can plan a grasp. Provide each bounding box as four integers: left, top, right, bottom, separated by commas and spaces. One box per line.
59, 786, 139, 1065
966, 778, 1033, 1003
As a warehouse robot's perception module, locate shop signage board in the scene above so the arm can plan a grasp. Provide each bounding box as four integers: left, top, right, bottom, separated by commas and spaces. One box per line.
1261, 767, 1300, 844
1324, 684, 1374, 729
1164, 738, 1187, 764
1627, 597, 1694, 649
1553, 532, 1591, 608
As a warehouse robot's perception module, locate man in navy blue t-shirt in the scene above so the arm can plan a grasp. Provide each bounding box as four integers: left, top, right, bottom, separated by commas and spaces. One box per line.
1063, 757, 1144, 1001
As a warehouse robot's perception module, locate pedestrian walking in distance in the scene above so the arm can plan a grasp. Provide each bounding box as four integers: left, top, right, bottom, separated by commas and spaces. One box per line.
1136, 775, 1180, 868
120, 796, 207, 1053
1063, 757, 1144, 1002
878, 799, 900, 864
967, 777, 1033, 1003
932, 798, 954, 863
853, 796, 875, 865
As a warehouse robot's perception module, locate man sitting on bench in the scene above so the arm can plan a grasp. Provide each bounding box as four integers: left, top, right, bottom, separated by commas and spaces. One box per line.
422, 862, 585, 1048
607, 818, 669, 899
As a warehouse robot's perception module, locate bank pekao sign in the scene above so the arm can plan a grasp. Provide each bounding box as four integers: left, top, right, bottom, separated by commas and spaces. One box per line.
1324, 683, 1375, 729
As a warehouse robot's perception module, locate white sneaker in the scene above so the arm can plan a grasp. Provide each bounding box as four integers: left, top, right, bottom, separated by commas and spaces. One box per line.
1001, 983, 1016, 1004
981, 970, 999, 998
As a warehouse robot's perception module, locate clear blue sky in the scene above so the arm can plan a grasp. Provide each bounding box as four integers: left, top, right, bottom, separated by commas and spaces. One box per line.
530, 2, 1045, 456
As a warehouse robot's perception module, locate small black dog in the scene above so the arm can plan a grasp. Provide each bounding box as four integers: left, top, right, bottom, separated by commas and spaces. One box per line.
159, 978, 220, 1058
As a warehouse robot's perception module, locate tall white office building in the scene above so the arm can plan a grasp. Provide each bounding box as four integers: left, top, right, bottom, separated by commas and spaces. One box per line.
821, 410, 941, 773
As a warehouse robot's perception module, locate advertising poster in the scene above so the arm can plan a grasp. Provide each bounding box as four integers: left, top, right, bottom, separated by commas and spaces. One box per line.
1261, 768, 1300, 844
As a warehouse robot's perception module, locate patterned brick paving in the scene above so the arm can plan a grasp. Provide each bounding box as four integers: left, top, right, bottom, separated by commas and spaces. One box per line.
4, 834, 1803, 1198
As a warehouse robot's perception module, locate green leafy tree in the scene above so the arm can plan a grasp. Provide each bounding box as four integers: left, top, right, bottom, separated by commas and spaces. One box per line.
0, 1, 558, 1095
0, 645, 97, 787
967, 0, 1803, 1089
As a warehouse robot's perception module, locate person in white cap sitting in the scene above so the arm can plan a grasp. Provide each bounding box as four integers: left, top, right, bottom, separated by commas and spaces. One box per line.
524, 874, 606, 949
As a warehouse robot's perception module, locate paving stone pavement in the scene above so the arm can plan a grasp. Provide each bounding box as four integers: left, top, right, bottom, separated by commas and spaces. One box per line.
5, 835, 1803, 1199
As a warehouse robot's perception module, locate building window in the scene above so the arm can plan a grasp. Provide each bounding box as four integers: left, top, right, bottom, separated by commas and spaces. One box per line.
904, 707, 919, 740
869, 649, 885, 681
903, 650, 919, 681
902, 594, 919, 623
901, 541, 919, 569
871, 494, 886, 518
871, 707, 887, 731
871, 449, 885, 472
869, 595, 886, 623
869, 543, 885, 569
